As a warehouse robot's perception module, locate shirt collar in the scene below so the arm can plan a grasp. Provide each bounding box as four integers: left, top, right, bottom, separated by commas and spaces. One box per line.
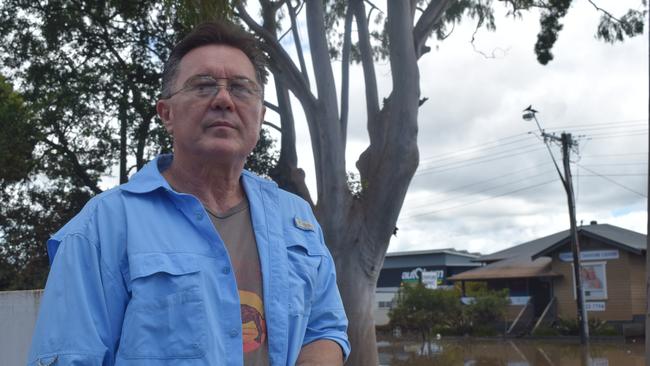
120, 154, 174, 194
120, 154, 276, 194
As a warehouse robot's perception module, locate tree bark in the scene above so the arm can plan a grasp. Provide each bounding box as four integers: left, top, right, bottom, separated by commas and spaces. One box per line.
238, 1, 451, 364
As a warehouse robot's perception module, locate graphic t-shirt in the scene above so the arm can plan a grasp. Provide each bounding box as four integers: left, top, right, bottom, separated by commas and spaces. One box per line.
207, 198, 269, 366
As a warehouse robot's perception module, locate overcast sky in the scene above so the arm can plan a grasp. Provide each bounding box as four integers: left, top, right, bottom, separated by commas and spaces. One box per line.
261, 1, 649, 256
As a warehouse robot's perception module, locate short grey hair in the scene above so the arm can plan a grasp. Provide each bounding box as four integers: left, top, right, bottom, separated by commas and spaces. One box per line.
161, 21, 267, 98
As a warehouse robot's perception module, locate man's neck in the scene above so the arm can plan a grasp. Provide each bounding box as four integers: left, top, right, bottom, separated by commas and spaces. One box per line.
162, 154, 246, 215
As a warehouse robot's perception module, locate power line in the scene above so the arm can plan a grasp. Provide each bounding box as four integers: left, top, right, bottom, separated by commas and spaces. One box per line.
581, 152, 647, 157
586, 129, 648, 137
575, 163, 647, 198
543, 118, 648, 130
418, 119, 647, 165
400, 179, 558, 221
578, 162, 647, 167
419, 133, 535, 165
588, 132, 648, 140
416, 146, 547, 176
546, 122, 647, 133
578, 174, 646, 177
405, 169, 557, 213
406, 162, 553, 204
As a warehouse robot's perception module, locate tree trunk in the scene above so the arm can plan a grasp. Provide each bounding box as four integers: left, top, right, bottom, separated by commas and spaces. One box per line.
335, 229, 380, 366
236, 2, 450, 364
327, 209, 383, 366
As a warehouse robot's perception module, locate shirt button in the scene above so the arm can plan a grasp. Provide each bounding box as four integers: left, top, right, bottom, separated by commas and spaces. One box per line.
222, 267, 231, 274
229, 328, 239, 337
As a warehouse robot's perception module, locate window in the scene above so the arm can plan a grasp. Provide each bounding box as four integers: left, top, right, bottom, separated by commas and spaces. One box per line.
572, 261, 607, 300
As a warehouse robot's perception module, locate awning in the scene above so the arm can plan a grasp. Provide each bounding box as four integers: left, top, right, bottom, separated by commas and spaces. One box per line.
448, 256, 562, 281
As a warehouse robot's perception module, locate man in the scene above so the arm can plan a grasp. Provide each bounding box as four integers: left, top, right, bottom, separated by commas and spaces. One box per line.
28, 21, 350, 366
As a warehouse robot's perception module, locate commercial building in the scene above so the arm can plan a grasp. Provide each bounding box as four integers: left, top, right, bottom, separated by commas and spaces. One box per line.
449, 222, 646, 335
374, 248, 481, 325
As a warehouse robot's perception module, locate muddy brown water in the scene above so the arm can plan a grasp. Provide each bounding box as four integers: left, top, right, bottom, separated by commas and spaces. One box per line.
376, 337, 645, 365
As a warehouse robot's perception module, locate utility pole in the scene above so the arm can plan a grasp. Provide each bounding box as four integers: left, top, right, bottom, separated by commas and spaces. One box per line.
522, 107, 589, 344
561, 132, 590, 344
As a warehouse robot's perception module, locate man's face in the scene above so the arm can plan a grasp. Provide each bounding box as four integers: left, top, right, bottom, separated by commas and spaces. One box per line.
157, 45, 265, 164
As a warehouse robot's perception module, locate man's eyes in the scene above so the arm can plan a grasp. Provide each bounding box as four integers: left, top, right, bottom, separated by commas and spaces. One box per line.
185, 78, 257, 98
192, 81, 218, 91
230, 81, 253, 94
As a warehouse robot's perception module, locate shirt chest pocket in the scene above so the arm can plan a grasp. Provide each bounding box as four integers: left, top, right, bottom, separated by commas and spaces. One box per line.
285, 229, 326, 316
119, 253, 207, 360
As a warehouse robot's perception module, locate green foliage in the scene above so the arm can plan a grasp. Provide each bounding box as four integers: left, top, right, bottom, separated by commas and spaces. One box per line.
389, 284, 464, 340
0, 183, 92, 290
465, 288, 509, 326
554, 316, 621, 336
322, 0, 646, 66
0, 1, 278, 290
346, 172, 366, 199
534, 0, 572, 64
244, 128, 279, 178
0, 76, 37, 185
167, 0, 233, 27
596, 8, 647, 43
389, 284, 509, 337
454, 280, 487, 296
531, 324, 561, 336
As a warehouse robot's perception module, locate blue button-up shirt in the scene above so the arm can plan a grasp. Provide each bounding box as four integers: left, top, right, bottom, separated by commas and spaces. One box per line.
28, 155, 350, 365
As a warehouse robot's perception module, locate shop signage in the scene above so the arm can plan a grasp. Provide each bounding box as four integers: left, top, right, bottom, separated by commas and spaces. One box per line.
559, 250, 619, 262
401, 267, 444, 289
509, 296, 531, 306
585, 302, 606, 311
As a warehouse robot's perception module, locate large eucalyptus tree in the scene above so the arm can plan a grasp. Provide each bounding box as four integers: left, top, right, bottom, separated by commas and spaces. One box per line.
230, 1, 645, 364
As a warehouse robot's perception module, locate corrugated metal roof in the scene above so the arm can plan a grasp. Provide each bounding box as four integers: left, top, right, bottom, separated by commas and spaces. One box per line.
478, 223, 646, 262
448, 256, 562, 281
385, 248, 480, 259
582, 224, 646, 252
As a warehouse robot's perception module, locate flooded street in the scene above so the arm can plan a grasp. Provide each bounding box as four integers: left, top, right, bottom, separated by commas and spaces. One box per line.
377, 337, 645, 365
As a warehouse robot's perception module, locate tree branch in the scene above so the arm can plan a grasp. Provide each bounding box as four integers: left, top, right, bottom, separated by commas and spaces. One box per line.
470, 17, 510, 59
287, 0, 311, 87
303, 0, 349, 239
339, 4, 354, 149
587, 0, 624, 23
43, 130, 102, 195
262, 120, 281, 132
359, 0, 420, 256
351, 0, 380, 121
364, 0, 383, 19
257, 0, 314, 206
263, 100, 280, 114
413, 0, 452, 59
235, 1, 316, 110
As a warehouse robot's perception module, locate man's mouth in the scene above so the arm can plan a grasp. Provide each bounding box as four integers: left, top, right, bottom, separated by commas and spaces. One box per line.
206, 120, 236, 129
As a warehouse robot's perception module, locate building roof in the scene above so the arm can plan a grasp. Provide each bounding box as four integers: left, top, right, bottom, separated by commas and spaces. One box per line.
449, 256, 562, 281
478, 223, 646, 263
381, 248, 482, 270
385, 248, 480, 259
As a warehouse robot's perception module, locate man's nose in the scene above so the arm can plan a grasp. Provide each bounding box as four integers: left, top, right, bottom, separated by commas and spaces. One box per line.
209, 86, 235, 111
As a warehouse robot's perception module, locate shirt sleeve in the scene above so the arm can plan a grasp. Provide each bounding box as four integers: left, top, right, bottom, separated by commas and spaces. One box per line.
301, 229, 351, 361
27, 233, 128, 366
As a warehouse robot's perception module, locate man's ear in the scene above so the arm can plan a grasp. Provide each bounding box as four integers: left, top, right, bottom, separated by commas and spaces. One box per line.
156, 99, 173, 135
258, 105, 266, 133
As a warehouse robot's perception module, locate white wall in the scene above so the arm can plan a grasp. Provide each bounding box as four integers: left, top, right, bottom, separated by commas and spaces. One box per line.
374, 289, 398, 326
0, 290, 42, 366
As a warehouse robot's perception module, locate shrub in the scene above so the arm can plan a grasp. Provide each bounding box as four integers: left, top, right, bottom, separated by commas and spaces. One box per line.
388, 284, 510, 337
555, 317, 621, 336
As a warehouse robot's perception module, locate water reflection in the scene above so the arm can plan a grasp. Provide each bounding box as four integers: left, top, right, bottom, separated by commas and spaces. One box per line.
377, 338, 645, 366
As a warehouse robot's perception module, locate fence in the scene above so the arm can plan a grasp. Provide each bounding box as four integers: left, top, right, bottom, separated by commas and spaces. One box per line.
0, 290, 42, 366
